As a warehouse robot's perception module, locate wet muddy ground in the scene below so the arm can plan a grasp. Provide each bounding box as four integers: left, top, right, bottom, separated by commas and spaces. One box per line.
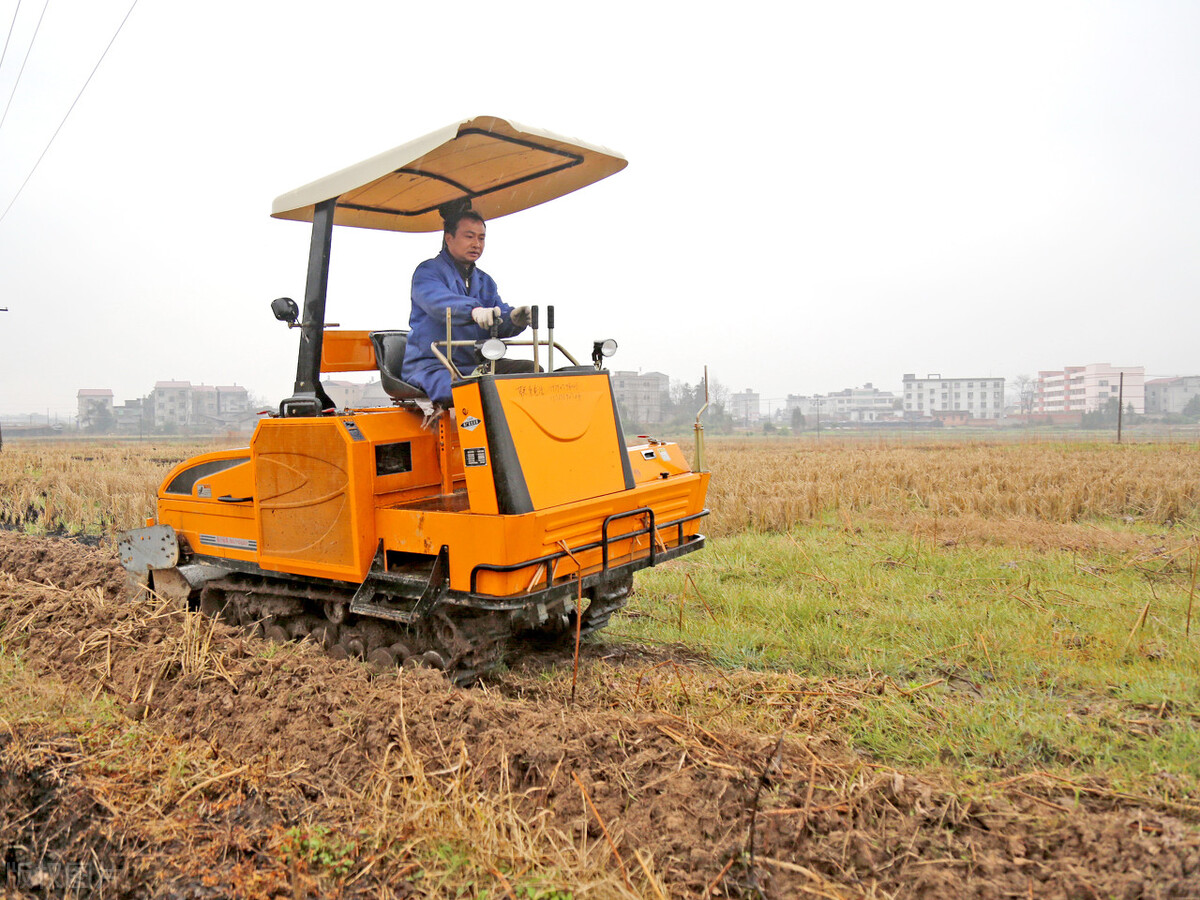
2, 532, 1199, 898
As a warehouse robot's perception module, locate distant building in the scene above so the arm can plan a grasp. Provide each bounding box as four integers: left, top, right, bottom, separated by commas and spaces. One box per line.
1035, 364, 1144, 415
787, 383, 898, 423
75, 381, 252, 433
152, 381, 194, 428
902, 374, 1005, 420
611, 371, 670, 425
322, 379, 366, 409
112, 398, 148, 434
360, 380, 391, 407
151, 381, 252, 429
217, 385, 250, 416
729, 389, 761, 426
1145, 376, 1200, 415
321, 378, 393, 410
76, 389, 114, 428
192, 385, 220, 422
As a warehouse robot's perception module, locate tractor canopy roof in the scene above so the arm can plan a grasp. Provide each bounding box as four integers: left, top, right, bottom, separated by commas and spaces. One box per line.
271, 116, 627, 233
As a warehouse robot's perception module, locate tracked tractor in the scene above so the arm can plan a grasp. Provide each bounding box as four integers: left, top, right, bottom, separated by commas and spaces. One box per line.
118, 116, 710, 682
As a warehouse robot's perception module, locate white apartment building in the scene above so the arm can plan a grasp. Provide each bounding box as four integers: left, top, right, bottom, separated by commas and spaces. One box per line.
192, 385, 220, 420
902, 374, 1005, 420
152, 381, 251, 428
610, 371, 670, 424
360, 380, 391, 408
76, 389, 114, 428
1035, 364, 1144, 414
1145, 376, 1200, 415
152, 381, 193, 428
729, 389, 761, 426
321, 379, 366, 409
319, 379, 393, 410
216, 385, 251, 416
786, 384, 898, 422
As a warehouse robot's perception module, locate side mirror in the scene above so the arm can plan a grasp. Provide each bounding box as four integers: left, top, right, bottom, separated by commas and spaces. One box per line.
271, 297, 299, 328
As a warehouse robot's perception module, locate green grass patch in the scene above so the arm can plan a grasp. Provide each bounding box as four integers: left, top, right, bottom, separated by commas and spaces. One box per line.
621, 521, 1200, 797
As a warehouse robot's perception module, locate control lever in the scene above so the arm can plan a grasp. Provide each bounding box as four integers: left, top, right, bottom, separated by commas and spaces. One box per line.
547, 305, 555, 372
489, 316, 500, 374
531, 305, 540, 373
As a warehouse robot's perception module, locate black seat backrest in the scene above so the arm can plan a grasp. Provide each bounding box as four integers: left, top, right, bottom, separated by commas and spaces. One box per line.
369, 331, 427, 402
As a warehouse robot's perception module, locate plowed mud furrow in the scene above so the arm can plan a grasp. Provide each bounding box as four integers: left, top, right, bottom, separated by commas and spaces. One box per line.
2, 532, 1199, 899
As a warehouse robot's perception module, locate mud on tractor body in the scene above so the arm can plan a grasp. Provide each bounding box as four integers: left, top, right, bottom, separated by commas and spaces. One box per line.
118, 117, 709, 682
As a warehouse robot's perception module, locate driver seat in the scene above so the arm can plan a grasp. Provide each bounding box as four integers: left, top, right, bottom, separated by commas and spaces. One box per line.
369, 330, 427, 402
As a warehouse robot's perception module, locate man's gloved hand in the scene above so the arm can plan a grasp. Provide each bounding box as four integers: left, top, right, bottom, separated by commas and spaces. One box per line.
471, 307, 501, 329
510, 306, 531, 328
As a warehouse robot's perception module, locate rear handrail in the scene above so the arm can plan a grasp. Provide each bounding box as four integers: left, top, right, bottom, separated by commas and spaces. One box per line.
602, 507, 655, 569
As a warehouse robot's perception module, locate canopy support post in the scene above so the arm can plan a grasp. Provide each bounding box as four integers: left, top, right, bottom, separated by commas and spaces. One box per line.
280, 198, 337, 417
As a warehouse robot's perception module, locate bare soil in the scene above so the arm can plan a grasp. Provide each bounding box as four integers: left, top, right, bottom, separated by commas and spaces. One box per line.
2, 532, 1198, 898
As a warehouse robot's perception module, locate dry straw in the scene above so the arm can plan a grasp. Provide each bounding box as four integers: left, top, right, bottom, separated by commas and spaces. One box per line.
3, 438, 1199, 541
701, 438, 1200, 536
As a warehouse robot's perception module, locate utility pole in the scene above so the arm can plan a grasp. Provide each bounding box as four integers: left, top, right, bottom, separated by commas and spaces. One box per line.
1117, 371, 1125, 443
0, 307, 7, 451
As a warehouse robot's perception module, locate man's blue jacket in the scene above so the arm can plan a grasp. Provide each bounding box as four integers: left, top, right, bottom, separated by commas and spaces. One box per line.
401, 246, 526, 406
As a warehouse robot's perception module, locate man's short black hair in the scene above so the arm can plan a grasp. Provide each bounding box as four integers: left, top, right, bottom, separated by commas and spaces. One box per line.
445, 209, 485, 235
440, 199, 485, 236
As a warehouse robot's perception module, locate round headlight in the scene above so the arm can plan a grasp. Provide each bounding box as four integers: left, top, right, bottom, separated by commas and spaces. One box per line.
480, 338, 507, 361
600, 338, 618, 358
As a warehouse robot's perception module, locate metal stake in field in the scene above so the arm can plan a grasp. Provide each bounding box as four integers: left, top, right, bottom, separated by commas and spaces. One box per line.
694, 365, 710, 472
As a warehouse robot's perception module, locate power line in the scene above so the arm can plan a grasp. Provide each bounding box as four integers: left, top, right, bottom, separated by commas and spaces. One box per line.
0, 0, 48, 136
0, 0, 137, 227
0, 0, 23, 75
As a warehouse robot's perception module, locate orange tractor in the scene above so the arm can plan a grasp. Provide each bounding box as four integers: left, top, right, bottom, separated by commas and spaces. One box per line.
119, 117, 709, 681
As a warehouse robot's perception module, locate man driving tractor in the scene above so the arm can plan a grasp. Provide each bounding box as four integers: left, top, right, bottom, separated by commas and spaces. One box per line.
402, 203, 533, 409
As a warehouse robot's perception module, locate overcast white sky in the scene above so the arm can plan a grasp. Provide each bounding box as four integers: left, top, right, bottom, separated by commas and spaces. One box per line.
1, 1, 1197, 417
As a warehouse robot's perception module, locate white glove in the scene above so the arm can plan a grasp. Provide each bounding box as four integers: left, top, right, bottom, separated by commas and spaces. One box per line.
471, 307, 501, 329
510, 306, 531, 328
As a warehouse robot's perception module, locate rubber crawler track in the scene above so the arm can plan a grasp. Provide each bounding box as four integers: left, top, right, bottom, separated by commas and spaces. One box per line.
193, 571, 631, 685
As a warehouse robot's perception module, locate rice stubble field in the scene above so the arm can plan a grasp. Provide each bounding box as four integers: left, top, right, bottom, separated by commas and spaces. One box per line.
1, 436, 1199, 898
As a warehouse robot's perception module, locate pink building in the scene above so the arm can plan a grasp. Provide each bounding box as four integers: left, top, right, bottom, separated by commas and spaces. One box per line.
1035, 364, 1144, 414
